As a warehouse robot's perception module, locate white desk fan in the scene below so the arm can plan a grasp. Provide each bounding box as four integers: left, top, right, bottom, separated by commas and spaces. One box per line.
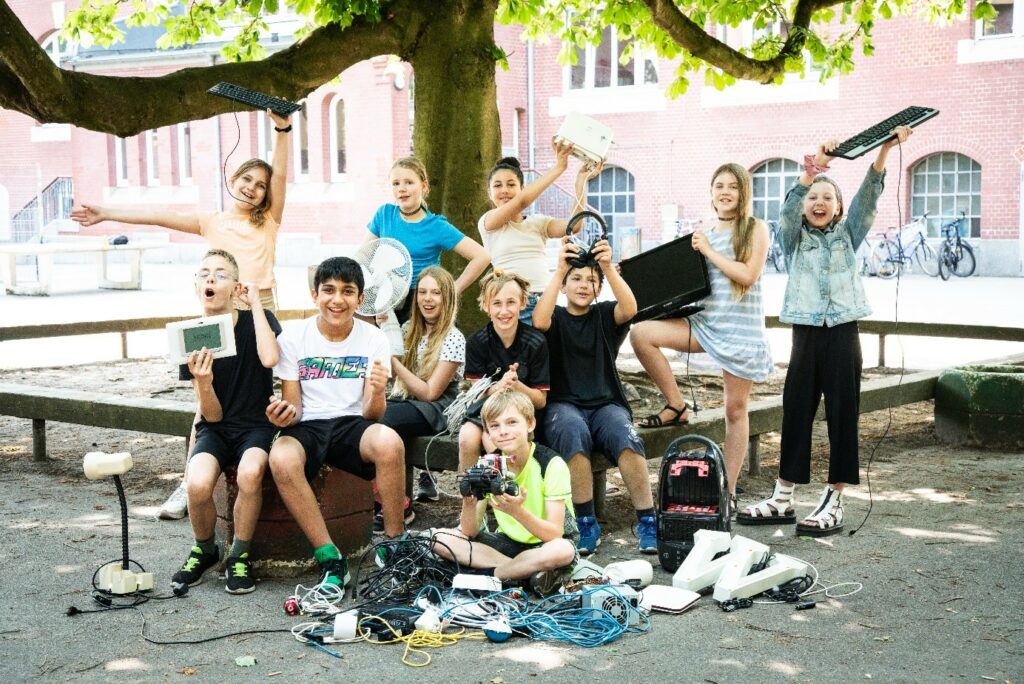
354, 238, 413, 355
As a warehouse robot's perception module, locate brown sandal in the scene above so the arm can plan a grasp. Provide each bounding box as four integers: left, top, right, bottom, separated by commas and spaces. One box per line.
637, 404, 689, 429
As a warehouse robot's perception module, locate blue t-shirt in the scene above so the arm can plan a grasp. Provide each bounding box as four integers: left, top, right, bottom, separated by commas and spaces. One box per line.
368, 204, 465, 284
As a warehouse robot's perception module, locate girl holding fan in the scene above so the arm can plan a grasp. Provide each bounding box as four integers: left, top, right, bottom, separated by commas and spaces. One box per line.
367, 157, 490, 324
72, 110, 292, 312
738, 126, 912, 536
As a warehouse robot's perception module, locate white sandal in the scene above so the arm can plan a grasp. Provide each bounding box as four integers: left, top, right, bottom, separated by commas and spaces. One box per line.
737, 481, 796, 525
796, 486, 844, 537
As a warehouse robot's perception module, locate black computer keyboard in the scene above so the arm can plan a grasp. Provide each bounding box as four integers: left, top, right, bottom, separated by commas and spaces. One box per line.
830, 106, 939, 160
207, 82, 302, 117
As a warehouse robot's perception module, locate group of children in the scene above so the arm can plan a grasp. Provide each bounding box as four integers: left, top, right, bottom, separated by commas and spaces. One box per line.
70, 110, 913, 595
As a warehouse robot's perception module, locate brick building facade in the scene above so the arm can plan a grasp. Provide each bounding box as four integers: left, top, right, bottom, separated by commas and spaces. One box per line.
2, 1, 1022, 275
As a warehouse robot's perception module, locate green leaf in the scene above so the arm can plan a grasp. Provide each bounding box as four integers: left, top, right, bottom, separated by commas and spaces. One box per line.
973, 1, 998, 21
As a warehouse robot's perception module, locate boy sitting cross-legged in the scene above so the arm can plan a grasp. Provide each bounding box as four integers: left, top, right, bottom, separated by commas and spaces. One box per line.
532, 236, 655, 556
266, 256, 407, 592
171, 249, 282, 595
431, 390, 578, 594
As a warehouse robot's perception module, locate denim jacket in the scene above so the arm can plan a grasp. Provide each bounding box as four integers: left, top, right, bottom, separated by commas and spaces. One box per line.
779, 167, 885, 327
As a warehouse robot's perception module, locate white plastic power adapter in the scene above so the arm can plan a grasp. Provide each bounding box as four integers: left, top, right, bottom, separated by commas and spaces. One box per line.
414, 608, 442, 633
328, 609, 359, 642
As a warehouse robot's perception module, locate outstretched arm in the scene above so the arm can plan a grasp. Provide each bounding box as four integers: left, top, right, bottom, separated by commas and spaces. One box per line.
70, 204, 201, 234
531, 237, 574, 332
267, 109, 291, 224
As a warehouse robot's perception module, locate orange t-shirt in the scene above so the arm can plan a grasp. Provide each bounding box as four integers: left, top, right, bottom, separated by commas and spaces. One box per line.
198, 212, 279, 289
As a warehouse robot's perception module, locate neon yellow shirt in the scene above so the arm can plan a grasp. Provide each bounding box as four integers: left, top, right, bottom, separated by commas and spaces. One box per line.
491, 443, 574, 544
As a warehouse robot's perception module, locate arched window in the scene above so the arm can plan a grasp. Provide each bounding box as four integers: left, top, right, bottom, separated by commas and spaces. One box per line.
750, 158, 800, 223
329, 97, 346, 179
586, 165, 635, 241
911, 153, 981, 237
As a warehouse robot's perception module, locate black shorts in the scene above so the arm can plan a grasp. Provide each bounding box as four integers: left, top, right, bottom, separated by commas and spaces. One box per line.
278, 416, 376, 482
475, 522, 580, 563
192, 423, 275, 472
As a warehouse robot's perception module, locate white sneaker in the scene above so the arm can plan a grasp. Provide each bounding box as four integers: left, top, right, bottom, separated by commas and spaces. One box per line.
157, 480, 188, 520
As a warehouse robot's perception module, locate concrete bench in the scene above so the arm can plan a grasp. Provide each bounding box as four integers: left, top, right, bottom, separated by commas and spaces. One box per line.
0, 240, 166, 295
0, 368, 946, 544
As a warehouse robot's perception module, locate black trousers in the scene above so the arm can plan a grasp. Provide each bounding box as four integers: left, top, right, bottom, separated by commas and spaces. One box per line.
779, 322, 862, 485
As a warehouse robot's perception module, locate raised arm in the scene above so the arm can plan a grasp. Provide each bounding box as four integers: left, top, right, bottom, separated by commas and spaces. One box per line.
692, 220, 770, 289
594, 239, 638, 324
243, 283, 281, 368
545, 160, 604, 238
451, 236, 491, 295
532, 237, 575, 331
70, 204, 201, 234
267, 109, 291, 224
482, 140, 572, 232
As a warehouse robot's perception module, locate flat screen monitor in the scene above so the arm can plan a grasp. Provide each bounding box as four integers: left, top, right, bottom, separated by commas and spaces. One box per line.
619, 234, 711, 322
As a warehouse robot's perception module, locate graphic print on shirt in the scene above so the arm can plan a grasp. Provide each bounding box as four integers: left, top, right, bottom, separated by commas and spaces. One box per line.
298, 356, 368, 380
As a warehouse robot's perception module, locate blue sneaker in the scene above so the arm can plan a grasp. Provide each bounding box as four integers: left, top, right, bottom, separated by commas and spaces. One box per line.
637, 516, 658, 555
576, 515, 601, 556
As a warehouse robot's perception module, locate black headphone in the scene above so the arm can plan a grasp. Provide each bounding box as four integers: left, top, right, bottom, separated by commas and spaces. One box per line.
565, 210, 609, 269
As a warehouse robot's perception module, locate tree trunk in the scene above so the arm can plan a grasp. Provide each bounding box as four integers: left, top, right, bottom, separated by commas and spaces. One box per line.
408, 0, 501, 333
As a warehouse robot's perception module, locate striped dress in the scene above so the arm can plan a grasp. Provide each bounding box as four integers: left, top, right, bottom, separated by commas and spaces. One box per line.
687, 229, 774, 382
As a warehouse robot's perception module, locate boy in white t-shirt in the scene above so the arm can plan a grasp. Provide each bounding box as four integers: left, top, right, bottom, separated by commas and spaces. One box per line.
266, 257, 406, 591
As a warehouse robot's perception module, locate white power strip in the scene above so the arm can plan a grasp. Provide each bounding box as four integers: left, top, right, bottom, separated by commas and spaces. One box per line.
452, 573, 502, 593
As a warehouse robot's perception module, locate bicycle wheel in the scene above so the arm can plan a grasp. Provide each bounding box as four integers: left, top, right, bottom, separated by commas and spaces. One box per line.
914, 241, 939, 277
951, 242, 976, 278
938, 244, 952, 281
871, 240, 900, 279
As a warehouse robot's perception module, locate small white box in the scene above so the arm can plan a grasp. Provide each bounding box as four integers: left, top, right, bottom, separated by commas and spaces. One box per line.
554, 112, 614, 166
166, 313, 236, 365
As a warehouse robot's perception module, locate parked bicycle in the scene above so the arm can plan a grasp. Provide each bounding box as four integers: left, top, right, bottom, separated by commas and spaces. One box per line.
869, 212, 939, 279
765, 220, 785, 273
937, 211, 977, 280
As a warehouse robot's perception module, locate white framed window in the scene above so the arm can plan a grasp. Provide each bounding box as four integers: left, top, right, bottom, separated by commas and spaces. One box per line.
328, 98, 346, 180
176, 123, 192, 185
911, 153, 982, 238
293, 102, 309, 181
144, 129, 160, 186
977, 0, 1022, 37
586, 165, 636, 242
751, 158, 801, 223
113, 136, 129, 186
570, 26, 658, 91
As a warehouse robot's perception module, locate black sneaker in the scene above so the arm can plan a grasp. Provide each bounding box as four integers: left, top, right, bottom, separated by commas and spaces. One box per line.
171, 545, 220, 592
224, 553, 256, 594
372, 500, 416, 532
375, 532, 415, 568
415, 470, 439, 502
317, 556, 350, 590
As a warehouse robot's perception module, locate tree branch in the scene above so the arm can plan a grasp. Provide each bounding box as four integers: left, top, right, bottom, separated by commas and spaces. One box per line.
0, 0, 429, 135
640, 0, 844, 83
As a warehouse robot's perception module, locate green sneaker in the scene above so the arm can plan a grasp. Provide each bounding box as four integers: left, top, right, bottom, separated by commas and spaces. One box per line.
225, 553, 256, 594
171, 545, 220, 592
318, 556, 350, 590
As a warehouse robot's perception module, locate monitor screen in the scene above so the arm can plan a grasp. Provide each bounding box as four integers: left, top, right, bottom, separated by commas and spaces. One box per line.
619, 234, 710, 321
182, 323, 223, 354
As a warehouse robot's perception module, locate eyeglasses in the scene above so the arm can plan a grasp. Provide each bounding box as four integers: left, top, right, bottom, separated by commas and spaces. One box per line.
196, 270, 235, 281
